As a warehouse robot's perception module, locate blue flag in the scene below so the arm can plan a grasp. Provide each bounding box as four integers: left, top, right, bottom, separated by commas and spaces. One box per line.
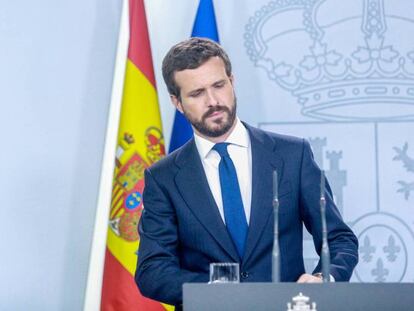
168, 0, 220, 153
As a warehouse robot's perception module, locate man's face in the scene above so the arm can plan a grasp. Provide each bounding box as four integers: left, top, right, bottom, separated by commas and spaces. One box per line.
171, 57, 237, 141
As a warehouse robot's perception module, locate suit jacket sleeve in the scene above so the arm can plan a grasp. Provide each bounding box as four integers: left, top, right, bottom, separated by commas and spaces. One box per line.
135, 168, 208, 306
299, 139, 359, 281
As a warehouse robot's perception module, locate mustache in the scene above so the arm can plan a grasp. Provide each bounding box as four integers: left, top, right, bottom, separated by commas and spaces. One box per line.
202, 106, 230, 120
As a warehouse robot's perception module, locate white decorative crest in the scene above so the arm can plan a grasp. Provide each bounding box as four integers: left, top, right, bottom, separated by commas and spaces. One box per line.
244, 0, 414, 122
287, 292, 317, 311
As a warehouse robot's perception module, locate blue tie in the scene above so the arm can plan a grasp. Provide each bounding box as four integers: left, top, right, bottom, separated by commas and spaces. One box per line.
213, 143, 248, 258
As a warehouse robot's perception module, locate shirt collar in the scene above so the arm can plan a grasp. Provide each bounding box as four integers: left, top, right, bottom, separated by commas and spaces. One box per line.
194, 118, 249, 159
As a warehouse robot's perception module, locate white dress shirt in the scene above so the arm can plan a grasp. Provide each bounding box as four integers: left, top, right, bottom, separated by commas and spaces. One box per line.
194, 118, 252, 224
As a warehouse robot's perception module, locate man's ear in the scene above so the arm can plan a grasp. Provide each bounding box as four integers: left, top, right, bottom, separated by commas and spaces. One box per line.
170, 95, 184, 114
229, 74, 235, 85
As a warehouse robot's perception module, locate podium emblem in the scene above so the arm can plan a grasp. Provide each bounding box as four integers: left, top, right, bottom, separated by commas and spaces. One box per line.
287, 292, 317, 311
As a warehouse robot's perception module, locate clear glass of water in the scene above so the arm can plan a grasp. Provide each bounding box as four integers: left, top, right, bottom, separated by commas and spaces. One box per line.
209, 262, 240, 284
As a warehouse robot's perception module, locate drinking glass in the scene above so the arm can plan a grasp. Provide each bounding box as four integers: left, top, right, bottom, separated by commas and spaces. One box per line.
209, 262, 240, 283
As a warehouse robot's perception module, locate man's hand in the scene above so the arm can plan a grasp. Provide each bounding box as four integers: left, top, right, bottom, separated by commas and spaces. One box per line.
296, 273, 323, 283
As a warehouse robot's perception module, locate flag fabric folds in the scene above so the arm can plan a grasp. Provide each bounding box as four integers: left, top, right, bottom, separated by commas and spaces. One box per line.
168, 0, 220, 153
100, 0, 168, 310
191, 0, 219, 41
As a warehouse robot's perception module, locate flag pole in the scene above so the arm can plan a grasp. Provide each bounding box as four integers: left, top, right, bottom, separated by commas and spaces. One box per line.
83, 0, 129, 309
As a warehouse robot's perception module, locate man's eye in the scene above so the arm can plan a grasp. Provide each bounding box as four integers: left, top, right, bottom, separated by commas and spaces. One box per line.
214, 82, 225, 88
190, 92, 201, 98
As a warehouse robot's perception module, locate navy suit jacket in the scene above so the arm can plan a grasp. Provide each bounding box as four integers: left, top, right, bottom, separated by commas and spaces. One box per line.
136, 124, 358, 306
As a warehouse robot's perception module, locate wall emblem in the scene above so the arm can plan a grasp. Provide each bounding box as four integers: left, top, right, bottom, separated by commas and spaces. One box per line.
245, 0, 414, 282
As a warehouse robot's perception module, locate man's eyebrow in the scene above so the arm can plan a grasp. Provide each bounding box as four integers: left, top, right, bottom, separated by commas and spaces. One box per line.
212, 79, 226, 86
186, 79, 227, 96
187, 87, 205, 96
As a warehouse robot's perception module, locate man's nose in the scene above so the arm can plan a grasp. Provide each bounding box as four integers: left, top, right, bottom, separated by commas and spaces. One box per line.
205, 89, 219, 107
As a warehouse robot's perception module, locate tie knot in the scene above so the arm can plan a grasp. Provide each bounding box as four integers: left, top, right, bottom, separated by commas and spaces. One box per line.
213, 143, 230, 158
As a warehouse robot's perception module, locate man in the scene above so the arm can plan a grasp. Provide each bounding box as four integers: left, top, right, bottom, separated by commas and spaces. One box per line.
135, 38, 358, 307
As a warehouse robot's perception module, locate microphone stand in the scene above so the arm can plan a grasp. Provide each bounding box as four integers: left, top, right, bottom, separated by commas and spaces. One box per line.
272, 170, 280, 282
320, 170, 331, 283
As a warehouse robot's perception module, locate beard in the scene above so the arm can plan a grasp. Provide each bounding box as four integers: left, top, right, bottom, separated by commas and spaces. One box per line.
183, 98, 237, 138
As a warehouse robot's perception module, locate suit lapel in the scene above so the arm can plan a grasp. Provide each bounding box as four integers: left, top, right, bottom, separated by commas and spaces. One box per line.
174, 139, 239, 262
243, 125, 285, 264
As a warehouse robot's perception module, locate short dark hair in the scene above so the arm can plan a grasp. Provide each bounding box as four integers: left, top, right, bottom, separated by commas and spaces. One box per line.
162, 37, 232, 99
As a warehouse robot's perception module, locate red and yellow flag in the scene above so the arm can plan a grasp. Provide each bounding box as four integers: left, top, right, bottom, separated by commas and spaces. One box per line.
101, 0, 170, 310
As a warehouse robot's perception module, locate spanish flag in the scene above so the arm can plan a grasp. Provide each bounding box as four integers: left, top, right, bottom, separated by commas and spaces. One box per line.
100, 0, 169, 309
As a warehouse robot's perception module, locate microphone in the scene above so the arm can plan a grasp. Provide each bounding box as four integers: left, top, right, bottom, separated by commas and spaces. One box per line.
272, 170, 280, 282
320, 170, 331, 282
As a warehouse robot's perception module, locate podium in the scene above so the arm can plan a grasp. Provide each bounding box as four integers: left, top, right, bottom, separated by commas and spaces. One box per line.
183, 282, 414, 310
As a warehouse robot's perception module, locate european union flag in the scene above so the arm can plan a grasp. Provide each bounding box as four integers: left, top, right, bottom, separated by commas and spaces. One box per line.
168, 0, 220, 153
